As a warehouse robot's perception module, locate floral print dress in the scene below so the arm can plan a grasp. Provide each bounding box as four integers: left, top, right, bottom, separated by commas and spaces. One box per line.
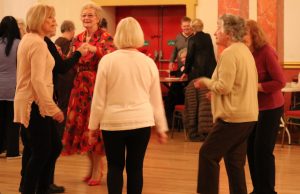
62, 28, 115, 155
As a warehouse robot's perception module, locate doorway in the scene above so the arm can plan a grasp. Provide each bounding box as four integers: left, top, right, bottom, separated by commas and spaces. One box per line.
116, 5, 186, 70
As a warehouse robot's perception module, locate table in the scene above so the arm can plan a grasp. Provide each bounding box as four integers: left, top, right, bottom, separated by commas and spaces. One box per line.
281, 83, 300, 145
282, 83, 300, 92
160, 77, 188, 89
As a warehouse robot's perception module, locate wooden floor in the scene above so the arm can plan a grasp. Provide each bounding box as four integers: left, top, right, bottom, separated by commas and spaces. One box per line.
1, 132, 300, 194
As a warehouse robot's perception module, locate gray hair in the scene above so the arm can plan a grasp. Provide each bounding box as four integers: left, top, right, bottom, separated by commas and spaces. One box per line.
219, 14, 246, 42
60, 20, 75, 33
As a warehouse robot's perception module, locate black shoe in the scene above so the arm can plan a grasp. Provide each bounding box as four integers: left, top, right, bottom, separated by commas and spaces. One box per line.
18, 185, 23, 193
48, 184, 65, 193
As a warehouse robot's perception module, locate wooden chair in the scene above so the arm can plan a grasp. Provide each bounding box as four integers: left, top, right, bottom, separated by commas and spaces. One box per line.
281, 110, 300, 147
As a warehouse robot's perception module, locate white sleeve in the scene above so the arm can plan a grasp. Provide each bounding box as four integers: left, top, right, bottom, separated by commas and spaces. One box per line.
149, 62, 168, 132
88, 58, 107, 130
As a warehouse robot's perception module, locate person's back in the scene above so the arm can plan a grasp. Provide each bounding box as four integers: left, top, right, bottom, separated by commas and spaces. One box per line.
183, 18, 216, 141
186, 31, 216, 80
98, 49, 161, 129
0, 16, 21, 158
183, 18, 216, 81
89, 17, 167, 194
0, 38, 19, 100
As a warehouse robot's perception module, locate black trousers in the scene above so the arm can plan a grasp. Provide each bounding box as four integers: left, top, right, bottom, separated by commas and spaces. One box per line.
247, 106, 283, 194
0, 100, 20, 156
20, 103, 62, 194
197, 120, 256, 194
102, 127, 151, 194
164, 82, 185, 127
55, 70, 75, 140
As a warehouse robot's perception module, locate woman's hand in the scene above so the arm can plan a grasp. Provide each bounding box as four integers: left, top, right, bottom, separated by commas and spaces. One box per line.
55, 45, 63, 56
180, 73, 187, 80
77, 43, 89, 56
86, 44, 97, 53
157, 131, 168, 144
169, 62, 174, 70
205, 91, 212, 101
53, 111, 64, 123
194, 78, 205, 89
88, 130, 98, 145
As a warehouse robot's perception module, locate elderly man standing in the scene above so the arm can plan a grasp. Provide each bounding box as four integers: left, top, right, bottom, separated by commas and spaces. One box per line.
168, 16, 193, 70
194, 14, 258, 194
181, 18, 216, 141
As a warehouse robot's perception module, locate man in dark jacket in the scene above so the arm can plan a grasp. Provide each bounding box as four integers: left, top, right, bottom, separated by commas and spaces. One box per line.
181, 18, 216, 141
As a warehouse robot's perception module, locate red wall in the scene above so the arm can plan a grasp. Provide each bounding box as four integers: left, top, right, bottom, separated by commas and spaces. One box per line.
115, 5, 185, 70
115, 5, 186, 95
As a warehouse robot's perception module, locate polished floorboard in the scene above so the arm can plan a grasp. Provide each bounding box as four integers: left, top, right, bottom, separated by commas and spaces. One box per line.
0, 132, 300, 194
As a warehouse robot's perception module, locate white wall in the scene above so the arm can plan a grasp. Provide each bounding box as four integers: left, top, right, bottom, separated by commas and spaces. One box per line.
0, 0, 36, 20
100, 6, 116, 35
39, 0, 93, 40
0, 0, 116, 40
1, 0, 297, 62
249, 0, 257, 20
284, 0, 300, 62
196, 0, 218, 55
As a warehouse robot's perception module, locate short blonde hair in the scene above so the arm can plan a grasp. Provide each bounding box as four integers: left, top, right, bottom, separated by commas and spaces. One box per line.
191, 18, 204, 32
81, 3, 102, 22
26, 4, 55, 33
113, 17, 144, 49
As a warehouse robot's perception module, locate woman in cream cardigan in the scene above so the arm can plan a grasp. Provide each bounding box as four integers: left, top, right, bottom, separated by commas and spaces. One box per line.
14, 4, 64, 194
88, 17, 168, 194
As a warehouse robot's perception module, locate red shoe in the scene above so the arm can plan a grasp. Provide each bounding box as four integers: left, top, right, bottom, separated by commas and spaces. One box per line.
82, 176, 91, 183
87, 179, 101, 186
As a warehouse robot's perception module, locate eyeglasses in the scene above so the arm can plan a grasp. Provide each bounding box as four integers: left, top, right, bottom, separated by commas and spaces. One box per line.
81, 14, 95, 18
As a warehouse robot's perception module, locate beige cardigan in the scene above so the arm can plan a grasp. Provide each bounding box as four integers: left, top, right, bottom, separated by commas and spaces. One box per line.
202, 42, 258, 123
14, 33, 61, 127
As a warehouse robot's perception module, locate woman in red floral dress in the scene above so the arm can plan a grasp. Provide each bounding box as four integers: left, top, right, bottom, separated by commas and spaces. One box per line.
62, 3, 115, 186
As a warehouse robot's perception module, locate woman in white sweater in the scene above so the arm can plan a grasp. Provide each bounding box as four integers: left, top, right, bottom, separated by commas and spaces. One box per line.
88, 17, 168, 194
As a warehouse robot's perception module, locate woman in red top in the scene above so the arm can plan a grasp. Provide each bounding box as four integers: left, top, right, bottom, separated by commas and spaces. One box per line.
244, 20, 286, 194
62, 3, 115, 186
